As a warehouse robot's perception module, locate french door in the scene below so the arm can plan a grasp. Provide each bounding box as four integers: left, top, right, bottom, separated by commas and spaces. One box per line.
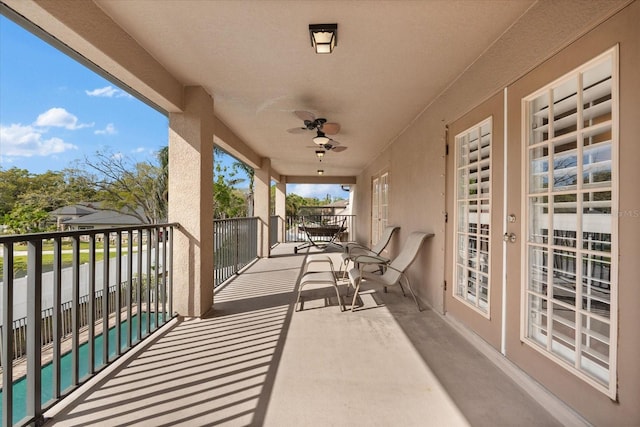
371, 172, 388, 246
448, 47, 618, 399
507, 47, 618, 398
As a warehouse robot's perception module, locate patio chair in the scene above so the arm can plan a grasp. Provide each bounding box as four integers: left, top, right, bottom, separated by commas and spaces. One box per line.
339, 225, 400, 276
347, 231, 434, 312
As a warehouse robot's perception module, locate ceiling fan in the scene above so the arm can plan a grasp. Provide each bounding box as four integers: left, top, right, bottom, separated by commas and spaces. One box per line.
307, 130, 347, 153
286, 110, 341, 135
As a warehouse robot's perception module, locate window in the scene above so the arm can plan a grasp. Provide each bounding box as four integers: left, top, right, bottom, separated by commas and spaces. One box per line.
523, 48, 617, 397
371, 172, 389, 245
453, 118, 492, 315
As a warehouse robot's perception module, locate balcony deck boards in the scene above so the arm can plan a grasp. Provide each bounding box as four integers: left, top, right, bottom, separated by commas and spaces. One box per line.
45, 243, 566, 426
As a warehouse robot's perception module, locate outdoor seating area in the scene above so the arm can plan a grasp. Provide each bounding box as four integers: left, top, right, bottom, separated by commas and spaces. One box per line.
42, 242, 567, 426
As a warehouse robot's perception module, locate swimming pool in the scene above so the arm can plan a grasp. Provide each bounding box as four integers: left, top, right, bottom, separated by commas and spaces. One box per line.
1, 312, 165, 425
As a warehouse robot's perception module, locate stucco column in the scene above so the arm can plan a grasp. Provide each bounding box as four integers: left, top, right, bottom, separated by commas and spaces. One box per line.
168, 86, 214, 316
275, 181, 286, 243
254, 157, 271, 257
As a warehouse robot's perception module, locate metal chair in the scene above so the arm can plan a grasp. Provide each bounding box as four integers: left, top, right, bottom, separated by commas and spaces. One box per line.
339, 225, 400, 277
347, 232, 434, 311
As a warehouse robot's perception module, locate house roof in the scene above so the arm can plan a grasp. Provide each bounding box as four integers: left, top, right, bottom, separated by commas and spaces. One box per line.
50, 205, 96, 216
62, 210, 142, 226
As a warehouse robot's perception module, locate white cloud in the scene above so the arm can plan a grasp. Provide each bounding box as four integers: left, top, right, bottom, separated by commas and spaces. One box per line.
0, 123, 78, 157
35, 107, 93, 130
112, 152, 125, 161
95, 123, 117, 135
132, 147, 146, 153
287, 184, 346, 200
85, 86, 131, 98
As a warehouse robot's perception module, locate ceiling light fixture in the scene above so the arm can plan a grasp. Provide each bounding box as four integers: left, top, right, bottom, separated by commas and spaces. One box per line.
317, 169, 324, 176
309, 23, 337, 54
315, 150, 325, 161
313, 130, 330, 146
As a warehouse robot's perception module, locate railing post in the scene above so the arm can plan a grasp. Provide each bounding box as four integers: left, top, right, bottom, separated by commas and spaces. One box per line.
154, 228, 160, 329
26, 240, 43, 424
146, 229, 152, 335
235, 219, 240, 273
168, 226, 174, 316
136, 229, 143, 342
102, 233, 110, 366
53, 237, 62, 399
127, 230, 134, 349
115, 231, 122, 356
72, 235, 80, 386
88, 234, 96, 375
2, 243, 14, 427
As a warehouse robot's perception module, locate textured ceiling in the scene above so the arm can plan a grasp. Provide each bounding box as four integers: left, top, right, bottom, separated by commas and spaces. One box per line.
92, 0, 535, 178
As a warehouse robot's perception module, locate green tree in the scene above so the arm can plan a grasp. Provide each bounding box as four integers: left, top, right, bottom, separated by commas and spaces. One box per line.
213, 146, 256, 219
73, 148, 168, 223
213, 154, 247, 219
232, 160, 254, 216
8, 169, 98, 213
2, 202, 52, 234
285, 193, 307, 217
0, 167, 33, 216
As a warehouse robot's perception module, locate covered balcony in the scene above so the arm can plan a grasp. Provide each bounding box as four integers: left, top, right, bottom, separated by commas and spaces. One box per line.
3, 237, 568, 426
1, 1, 640, 426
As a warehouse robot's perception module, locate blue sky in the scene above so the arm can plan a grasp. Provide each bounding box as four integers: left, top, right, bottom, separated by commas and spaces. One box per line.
0, 15, 345, 201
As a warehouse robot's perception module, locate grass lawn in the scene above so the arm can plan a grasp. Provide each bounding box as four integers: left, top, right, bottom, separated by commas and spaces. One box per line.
1, 249, 129, 279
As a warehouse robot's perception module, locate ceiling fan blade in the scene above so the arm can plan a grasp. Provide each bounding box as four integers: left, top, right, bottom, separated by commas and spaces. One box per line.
294, 110, 315, 122
322, 122, 341, 135
332, 146, 348, 152
327, 139, 340, 146
287, 127, 308, 134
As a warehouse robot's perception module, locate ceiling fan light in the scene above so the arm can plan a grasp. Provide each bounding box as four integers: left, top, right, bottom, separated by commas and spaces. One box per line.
315, 150, 325, 159
313, 135, 330, 145
309, 24, 337, 54
317, 169, 324, 176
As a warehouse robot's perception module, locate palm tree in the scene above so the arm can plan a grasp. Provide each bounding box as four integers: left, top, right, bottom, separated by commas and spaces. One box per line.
232, 161, 254, 216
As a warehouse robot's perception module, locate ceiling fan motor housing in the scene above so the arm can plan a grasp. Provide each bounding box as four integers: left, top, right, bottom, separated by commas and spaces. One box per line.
304, 117, 326, 130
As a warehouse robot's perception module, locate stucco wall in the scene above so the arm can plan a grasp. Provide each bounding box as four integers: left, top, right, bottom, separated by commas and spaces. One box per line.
503, 3, 640, 424
353, 2, 640, 425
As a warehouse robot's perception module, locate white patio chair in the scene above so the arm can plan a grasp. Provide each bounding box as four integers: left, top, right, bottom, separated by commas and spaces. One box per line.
347, 231, 434, 311
339, 225, 400, 276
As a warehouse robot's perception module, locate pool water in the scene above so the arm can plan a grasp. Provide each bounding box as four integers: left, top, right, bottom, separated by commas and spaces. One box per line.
1, 313, 165, 425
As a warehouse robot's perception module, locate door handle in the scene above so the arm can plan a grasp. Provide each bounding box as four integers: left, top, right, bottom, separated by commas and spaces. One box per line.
503, 232, 516, 243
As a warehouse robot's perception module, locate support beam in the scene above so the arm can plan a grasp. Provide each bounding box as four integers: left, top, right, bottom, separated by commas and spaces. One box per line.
254, 157, 272, 257
168, 86, 214, 316
285, 176, 357, 184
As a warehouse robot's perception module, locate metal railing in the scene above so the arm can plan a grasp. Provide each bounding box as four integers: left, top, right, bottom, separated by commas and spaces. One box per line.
0, 224, 177, 427
214, 217, 258, 287
285, 215, 355, 243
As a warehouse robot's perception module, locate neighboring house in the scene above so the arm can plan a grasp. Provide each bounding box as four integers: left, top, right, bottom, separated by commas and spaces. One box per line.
325, 199, 349, 216
62, 210, 142, 231
50, 203, 144, 232
298, 199, 349, 217
49, 204, 97, 231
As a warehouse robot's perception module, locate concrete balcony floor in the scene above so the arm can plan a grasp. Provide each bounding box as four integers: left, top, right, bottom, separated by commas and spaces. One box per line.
45, 243, 574, 426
